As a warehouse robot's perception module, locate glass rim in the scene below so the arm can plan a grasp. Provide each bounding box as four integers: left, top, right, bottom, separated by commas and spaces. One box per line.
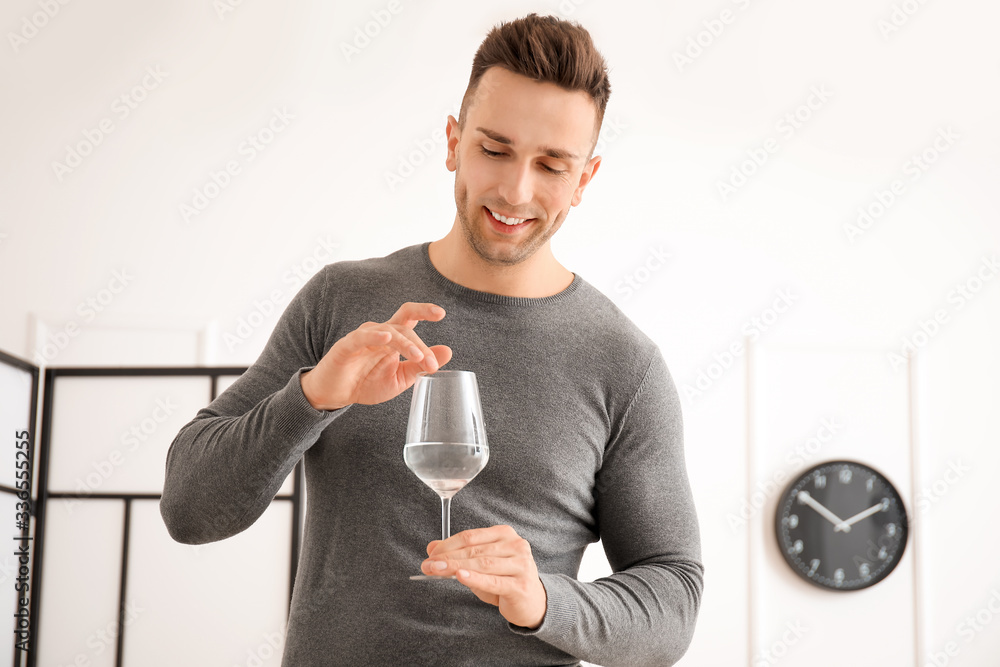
414, 370, 476, 378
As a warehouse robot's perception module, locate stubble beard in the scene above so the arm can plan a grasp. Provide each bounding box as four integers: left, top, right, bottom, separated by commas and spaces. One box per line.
453, 161, 565, 268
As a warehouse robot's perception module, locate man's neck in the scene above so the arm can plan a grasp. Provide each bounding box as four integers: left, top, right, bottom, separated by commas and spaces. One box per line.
427, 235, 574, 299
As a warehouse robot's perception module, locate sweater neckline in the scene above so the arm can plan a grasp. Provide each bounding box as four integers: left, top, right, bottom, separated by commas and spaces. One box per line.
419, 242, 581, 307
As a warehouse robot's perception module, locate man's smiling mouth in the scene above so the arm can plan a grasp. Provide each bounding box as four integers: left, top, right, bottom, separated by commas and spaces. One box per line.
486, 207, 534, 226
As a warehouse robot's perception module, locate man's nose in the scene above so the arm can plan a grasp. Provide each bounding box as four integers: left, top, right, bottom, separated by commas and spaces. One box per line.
497, 161, 533, 208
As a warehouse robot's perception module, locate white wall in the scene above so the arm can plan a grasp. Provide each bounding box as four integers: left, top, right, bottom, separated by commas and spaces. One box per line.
1, 0, 998, 665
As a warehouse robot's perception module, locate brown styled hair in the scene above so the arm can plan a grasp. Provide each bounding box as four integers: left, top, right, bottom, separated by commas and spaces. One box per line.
458, 13, 612, 153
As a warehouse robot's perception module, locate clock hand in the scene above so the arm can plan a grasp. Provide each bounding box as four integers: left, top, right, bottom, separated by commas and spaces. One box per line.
833, 503, 883, 532
797, 491, 850, 531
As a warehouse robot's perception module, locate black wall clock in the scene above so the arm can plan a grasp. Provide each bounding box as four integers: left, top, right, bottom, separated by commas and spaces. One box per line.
775, 460, 908, 591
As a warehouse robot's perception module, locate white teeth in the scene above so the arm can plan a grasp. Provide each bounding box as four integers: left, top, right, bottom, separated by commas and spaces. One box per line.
489, 208, 528, 225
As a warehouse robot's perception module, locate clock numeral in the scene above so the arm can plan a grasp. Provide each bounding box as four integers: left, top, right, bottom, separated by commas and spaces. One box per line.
787, 514, 798, 529
881, 497, 890, 511
879, 547, 888, 560
791, 539, 804, 555
814, 474, 826, 489
834, 568, 845, 586
852, 554, 874, 581
839, 468, 852, 484
808, 559, 820, 575
866, 477, 874, 492
886, 523, 897, 537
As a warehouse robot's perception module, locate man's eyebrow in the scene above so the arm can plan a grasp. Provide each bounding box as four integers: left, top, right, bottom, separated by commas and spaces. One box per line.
474, 127, 580, 162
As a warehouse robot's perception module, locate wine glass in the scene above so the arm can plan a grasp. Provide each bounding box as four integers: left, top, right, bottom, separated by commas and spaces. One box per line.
404, 370, 489, 580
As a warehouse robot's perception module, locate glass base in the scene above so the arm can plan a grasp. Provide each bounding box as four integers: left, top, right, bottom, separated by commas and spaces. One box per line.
409, 574, 458, 580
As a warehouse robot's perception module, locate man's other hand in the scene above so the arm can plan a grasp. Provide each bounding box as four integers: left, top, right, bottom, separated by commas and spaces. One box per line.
423, 525, 548, 630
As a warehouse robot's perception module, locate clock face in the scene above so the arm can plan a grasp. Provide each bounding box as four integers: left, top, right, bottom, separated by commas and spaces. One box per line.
775, 460, 908, 591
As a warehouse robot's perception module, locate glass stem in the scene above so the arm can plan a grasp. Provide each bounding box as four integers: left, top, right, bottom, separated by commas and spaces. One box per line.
440, 496, 451, 541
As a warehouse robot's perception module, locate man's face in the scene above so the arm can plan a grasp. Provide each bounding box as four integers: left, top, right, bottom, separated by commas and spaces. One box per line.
445, 66, 601, 267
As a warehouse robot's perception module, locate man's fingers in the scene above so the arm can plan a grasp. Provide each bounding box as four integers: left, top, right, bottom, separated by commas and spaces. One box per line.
455, 568, 508, 596
350, 324, 439, 370
354, 328, 392, 348
427, 344, 453, 368
386, 302, 446, 329
429, 525, 518, 556
353, 303, 449, 374
422, 554, 521, 577
427, 539, 506, 563
391, 327, 440, 371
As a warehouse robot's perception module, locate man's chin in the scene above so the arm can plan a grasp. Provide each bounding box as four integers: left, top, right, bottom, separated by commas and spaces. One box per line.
471, 236, 539, 267
469, 240, 528, 267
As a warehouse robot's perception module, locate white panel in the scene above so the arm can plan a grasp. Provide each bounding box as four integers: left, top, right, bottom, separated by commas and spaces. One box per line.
48, 376, 211, 494
124, 500, 291, 667
578, 540, 612, 583
30, 316, 209, 367
37, 500, 124, 667
678, 356, 749, 667
750, 342, 914, 666
0, 362, 34, 489
214, 375, 242, 397
213, 374, 295, 497
918, 291, 1000, 667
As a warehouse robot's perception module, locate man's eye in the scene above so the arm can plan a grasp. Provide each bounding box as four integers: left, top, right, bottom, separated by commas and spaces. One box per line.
481, 146, 565, 175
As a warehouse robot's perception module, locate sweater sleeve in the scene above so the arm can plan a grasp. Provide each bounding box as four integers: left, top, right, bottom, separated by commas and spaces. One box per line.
508, 351, 704, 667
159, 269, 347, 545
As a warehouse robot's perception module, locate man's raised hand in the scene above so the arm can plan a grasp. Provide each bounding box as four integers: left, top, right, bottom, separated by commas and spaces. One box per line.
300, 302, 452, 410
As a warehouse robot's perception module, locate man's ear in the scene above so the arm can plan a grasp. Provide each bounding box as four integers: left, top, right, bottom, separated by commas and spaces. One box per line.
445, 115, 460, 172
571, 155, 602, 207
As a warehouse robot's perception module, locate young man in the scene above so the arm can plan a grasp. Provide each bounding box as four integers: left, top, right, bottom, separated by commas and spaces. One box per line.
161, 14, 702, 666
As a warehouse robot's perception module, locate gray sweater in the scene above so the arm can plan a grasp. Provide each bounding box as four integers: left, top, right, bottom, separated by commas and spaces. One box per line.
160, 242, 703, 666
